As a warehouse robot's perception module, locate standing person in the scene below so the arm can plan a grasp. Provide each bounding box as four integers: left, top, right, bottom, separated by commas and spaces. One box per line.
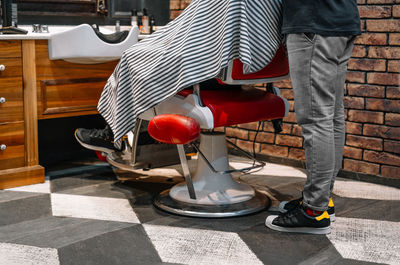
265, 0, 361, 234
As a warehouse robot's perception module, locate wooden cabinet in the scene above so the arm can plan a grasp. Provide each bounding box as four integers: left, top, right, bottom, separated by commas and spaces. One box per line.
35, 40, 118, 119
0, 58, 24, 123
0, 41, 24, 173
0, 122, 25, 170
0, 39, 117, 189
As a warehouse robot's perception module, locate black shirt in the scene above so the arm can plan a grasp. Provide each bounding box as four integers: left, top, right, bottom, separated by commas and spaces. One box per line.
282, 0, 361, 36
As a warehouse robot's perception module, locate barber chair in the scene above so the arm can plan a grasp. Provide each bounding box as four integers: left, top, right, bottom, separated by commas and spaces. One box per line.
107, 45, 290, 217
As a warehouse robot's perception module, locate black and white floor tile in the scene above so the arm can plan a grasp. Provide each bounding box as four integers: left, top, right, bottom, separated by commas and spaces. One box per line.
0, 158, 399, 265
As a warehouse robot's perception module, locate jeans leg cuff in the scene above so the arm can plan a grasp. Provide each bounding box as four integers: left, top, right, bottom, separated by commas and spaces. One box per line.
302, 201, 328, 212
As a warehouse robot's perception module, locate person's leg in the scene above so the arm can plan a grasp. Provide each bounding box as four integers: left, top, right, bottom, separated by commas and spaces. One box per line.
330, 38, 355, 193
287, 34, 351, 211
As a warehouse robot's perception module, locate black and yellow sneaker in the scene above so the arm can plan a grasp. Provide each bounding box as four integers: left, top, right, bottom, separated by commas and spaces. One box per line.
279, 197, 335, 222
74, 125, 120, 154
265, 206, 331, 235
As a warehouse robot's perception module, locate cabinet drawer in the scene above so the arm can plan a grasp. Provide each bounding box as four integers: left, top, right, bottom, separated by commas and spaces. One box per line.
40, 78, 106, 115
0, 57, 23, 78
0, 77, 23, 123
0, 41, 21, 58
0, 58, 23, 123
0, 122, 25, 170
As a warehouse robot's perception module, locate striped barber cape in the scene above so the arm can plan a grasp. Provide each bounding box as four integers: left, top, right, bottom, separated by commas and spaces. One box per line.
98, 0, 283, 147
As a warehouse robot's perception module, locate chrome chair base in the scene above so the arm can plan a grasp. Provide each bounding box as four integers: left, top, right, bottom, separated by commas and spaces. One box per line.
154, 189, 270, 218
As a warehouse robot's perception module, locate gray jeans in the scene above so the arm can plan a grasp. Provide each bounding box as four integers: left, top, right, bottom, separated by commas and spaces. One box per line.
286, 33, 354, 211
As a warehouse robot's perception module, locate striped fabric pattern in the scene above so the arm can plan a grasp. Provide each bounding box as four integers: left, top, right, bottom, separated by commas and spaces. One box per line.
98, 0, 283, 146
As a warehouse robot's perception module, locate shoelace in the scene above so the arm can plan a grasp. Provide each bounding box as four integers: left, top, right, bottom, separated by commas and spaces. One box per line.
88, 126, 113, 140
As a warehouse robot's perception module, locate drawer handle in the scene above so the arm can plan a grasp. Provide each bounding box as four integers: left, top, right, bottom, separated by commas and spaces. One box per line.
0, 144, 6, 151
0, 65, 5, 71
0, 97, 5, 104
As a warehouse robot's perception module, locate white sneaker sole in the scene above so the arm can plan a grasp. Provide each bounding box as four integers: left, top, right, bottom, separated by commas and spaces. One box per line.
265, 215, 331, 235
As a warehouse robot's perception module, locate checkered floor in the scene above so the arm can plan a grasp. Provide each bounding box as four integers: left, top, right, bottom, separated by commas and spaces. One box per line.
1, 158, 399, 265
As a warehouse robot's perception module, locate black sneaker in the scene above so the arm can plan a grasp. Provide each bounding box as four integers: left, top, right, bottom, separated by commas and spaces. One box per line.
279, 197, 335, 222
265, 206, 331, 235
74, 125, 120, 153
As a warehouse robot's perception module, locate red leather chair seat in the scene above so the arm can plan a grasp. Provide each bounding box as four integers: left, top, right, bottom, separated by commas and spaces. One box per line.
178, 88, 286, 128
148, 114, 200, 144
231, 45, 289, 80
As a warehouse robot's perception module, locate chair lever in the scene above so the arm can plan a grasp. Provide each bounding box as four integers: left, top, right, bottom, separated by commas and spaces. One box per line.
177, 144, 197, 200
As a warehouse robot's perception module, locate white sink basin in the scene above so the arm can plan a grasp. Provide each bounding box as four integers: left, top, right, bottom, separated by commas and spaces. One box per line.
48, 24, 138, 64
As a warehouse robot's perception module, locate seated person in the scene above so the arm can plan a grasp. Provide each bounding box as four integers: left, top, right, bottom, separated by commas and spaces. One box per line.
75, 79, 241, 153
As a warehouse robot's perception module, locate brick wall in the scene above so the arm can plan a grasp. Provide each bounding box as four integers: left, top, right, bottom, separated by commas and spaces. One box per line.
169, 1, 400, 180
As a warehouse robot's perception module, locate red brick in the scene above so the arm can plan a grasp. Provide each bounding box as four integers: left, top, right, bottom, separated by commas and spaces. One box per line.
225, 127, 248, 140
237, 139, 260, 153
384, 139, 400, 154
169, 0, 181, 10
348, 110, 384, 124
180, 0, 192, 9
237, 122, 259, 131
369, 47, 400, 59
213, 127, 225, 133
346, 71, 365, 83
259, 144, 288, 157
351, 45, 367, 58
289, 100, 295, 112
389, 33, 400, 45
368, 0, 400, 3
360, 20, 366, 32
283, 112, 297, 123
262, 121, 291, 135
347, 84, 385, 98
275, 135, 303, 148
364, 124, 400, 140
292, 124, 302, 136
170, 10, 182, 20
226, 137, 237, 145
366, 19, 400, 32
387, 87, 400, 99
364, 150, 400, 166
274, 80, 292, 89
263, 121, 275, 133
343, 146, 363, 159
346, 121, 363, 135
381, 165, 400, 179
348, 58, 386, 71
388, 60, 400, 72
251, 131, 274, 144
367, 72, 400, 86
366, 98, 400, 112
288, 148, 305, 160
393, 5, 400, 17
346, 134, 383, 151
358, 5, 392, 18
344, 96, 365, 109
281, 123, 293, 134
357, 0, 366, 4
280, 89, 294, 100
386, 113, 400, 126
354, 33, 387, 45
343, 159, 380, 175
